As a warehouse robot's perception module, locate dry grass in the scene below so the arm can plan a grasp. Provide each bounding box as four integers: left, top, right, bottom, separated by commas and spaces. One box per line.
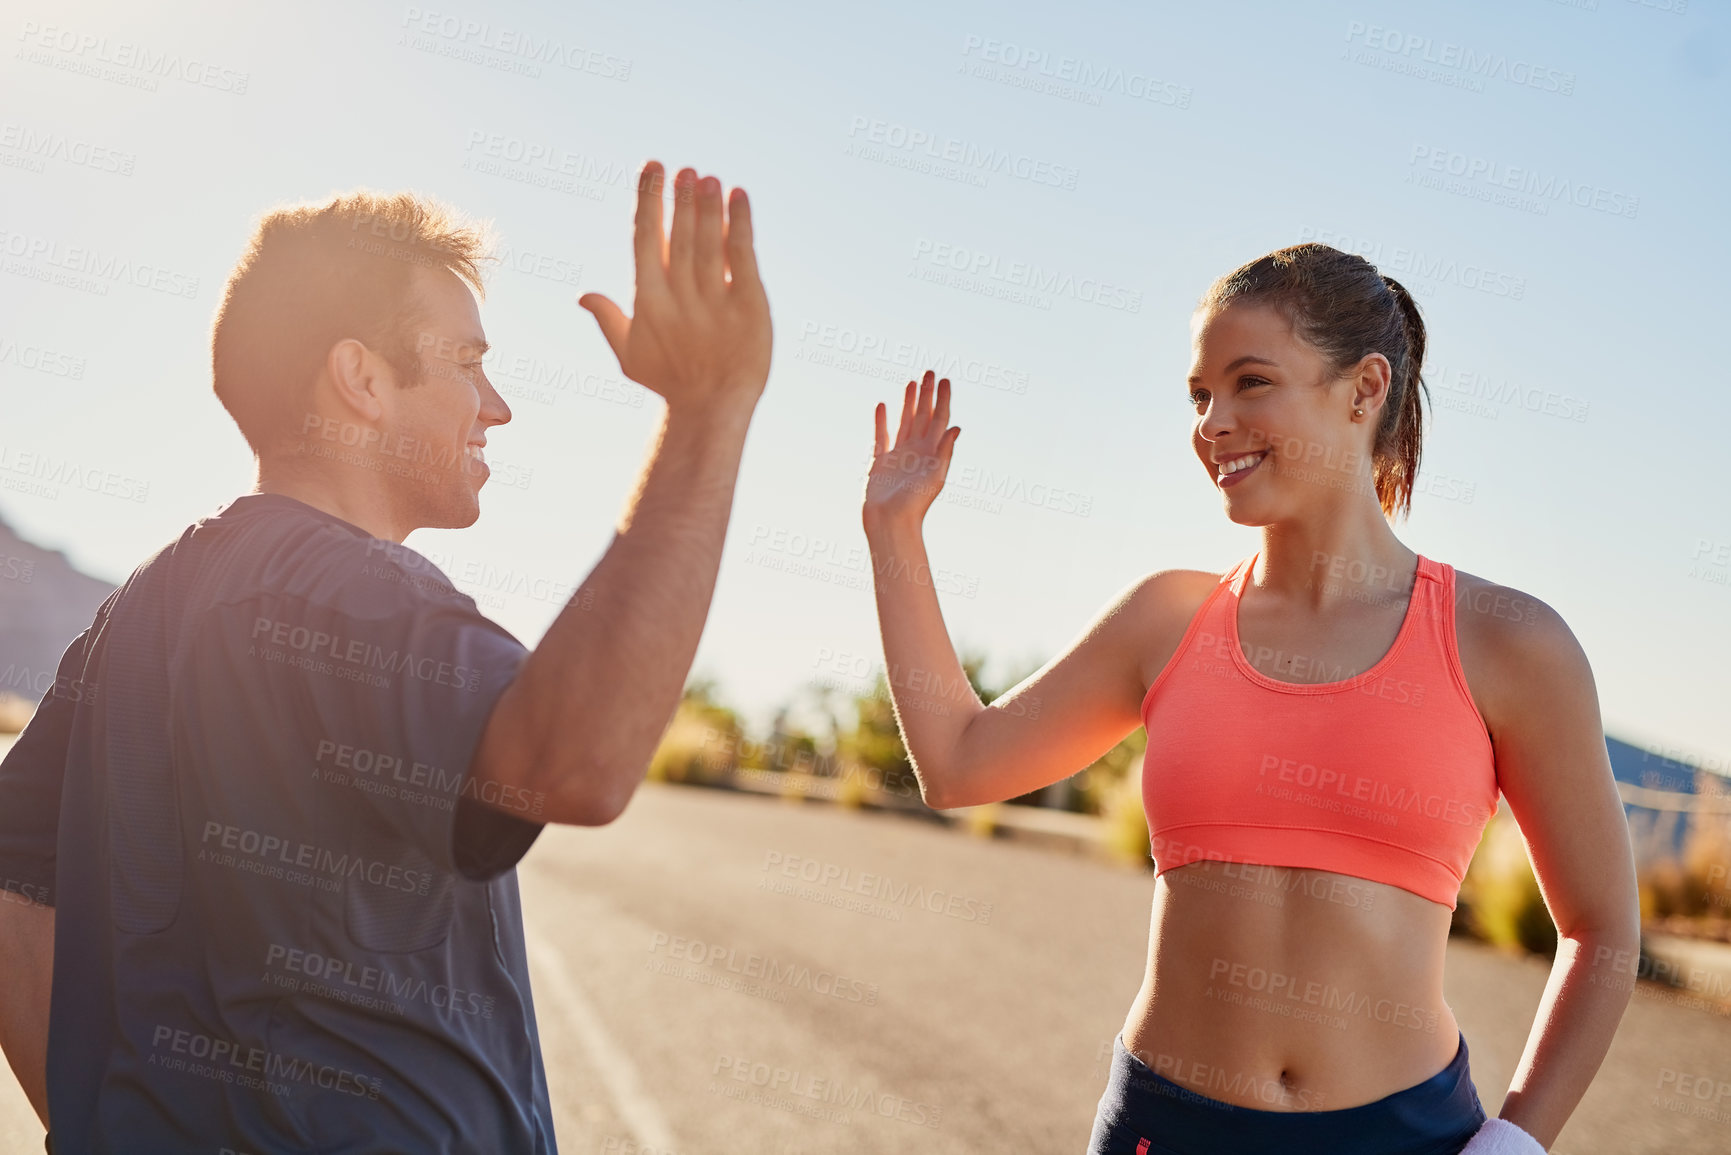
0, 693, 33, 734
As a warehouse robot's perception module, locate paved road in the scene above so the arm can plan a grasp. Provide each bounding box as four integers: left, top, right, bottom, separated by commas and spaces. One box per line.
2, 781, 1728, 1152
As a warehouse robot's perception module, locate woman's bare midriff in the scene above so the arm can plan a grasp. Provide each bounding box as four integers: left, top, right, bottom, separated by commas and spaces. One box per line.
1119, 856, 1462, 1112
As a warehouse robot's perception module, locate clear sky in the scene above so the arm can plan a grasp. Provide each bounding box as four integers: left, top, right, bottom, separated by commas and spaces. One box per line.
2, 0, 1727, 772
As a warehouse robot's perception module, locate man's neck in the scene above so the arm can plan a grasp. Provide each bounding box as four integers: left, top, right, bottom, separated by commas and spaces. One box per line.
254, 467, 406, 542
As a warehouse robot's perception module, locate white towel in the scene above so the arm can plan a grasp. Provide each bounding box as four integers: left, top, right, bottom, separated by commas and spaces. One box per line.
1458, 1117, 1547, 1153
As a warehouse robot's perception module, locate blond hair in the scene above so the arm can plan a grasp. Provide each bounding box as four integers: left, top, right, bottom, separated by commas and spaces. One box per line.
211, 190, 493, 453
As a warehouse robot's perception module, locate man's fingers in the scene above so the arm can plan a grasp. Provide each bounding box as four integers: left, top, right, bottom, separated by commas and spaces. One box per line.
895, 380, 917, 446
693, 176, 724, 293
874, 402, 887, 458
578, 293, 631, 364
667, 167, 698, 292
934, 376, 951, 432
724, 187, 760, 291
632, 161, 667, 292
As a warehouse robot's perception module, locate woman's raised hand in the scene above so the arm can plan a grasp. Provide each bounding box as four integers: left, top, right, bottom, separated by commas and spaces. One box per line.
863, 370, 960, 532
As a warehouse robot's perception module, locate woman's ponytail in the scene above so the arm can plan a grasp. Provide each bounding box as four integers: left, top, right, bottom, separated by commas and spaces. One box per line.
1378, 276, 1429, 521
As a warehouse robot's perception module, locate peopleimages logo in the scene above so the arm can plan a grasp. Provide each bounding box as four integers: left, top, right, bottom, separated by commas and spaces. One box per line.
492, 243, 583, 286
462, 130, 631, 183
910, 238, 1143, 313
0, 665, 96, 708
2, 875, 49, 908
958, 35, 1193, 109
0, 442, 149, 503
794, 318, 1031, 395
845, 115, 1080, 190
149, 1024, 381, 1099
0, 334, 87, 378
760, 851, 994, 923
0, 226, 200, 298
1256, 755, 1487, 827
248, 614, 485, 692
1206, 958, 1440, 1033
264, 942, 498, 1019
400, 7, 632, 80
648, 932, 881, 1006
1294, 227, 1527, 302
712, 1053, 943, 1130
1343, 21, 1576, 96
15, 21, 250, 93
0, 122, 136, 174
199, 820, 434, 896
1427, 361, 1590, 423
1406, 145, 1639, 219
745, 522, 982, 598
314, 737, 544, 817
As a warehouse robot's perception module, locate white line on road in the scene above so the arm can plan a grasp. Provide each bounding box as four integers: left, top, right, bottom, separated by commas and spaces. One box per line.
525, 927, 679, 1152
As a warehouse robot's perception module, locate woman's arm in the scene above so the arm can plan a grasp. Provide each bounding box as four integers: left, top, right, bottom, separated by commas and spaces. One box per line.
1458, 573, 1642, 1150
861, 371, 1206, 809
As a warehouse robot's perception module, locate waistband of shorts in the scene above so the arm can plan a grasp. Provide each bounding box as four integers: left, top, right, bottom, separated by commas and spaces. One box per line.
1105, 1030, 1484, 1153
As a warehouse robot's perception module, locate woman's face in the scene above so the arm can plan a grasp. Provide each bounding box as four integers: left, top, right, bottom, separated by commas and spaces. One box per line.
1187, 301, 1386, 527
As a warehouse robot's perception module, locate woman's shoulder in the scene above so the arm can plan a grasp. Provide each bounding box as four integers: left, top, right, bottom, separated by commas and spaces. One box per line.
1446, 565, 1594, 731
1121, 568, 1230, 690
1134, 567, 1230, 621
1447, 565, 1574, 649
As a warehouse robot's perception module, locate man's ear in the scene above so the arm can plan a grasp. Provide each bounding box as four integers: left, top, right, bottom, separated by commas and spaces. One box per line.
326, 337, 388, 424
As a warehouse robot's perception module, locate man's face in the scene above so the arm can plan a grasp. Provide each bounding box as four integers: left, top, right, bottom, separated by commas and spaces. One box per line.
377, 266, 511, 530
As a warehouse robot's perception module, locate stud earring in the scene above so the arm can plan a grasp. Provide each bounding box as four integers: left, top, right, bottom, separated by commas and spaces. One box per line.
1353, 408, 1364, 417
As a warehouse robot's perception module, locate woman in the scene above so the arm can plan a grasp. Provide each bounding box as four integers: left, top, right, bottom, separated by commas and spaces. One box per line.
860, 244, 1639, 1154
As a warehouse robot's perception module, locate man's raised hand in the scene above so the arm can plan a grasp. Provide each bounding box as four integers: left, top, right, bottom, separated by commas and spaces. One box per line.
579, 161, 772, 416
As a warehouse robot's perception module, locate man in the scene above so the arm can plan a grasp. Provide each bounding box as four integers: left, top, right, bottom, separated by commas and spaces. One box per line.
0, 159, 771, 1153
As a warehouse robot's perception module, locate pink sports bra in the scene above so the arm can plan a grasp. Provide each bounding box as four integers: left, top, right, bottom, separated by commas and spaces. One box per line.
1140, 552, 1500, 909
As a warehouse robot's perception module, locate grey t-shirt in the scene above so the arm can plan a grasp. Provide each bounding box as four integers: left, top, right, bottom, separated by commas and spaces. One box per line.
0, 492, 556, 1153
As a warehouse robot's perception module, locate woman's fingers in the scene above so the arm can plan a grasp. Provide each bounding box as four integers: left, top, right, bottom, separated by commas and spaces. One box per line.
895, 379, 917, 447
868, 385, 959, 516
887, 371, 959, 453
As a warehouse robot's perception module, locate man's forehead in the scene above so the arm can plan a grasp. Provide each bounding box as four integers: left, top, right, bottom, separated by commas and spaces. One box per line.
409, 265, 487, 349
412, 263, 481, 309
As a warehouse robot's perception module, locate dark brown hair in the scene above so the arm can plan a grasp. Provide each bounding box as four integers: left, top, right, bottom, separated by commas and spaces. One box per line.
1197, 243, 1429, 520
211, 190, 492, 454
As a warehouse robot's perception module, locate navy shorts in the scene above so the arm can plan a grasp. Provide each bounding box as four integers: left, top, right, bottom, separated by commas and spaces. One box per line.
1086, 1030, 1487, 1155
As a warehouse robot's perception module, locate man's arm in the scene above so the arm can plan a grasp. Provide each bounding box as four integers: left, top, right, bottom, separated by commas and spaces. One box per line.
0, 899, 51, 1126
0, 628, 95, 1131
470, 161, 771, 826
